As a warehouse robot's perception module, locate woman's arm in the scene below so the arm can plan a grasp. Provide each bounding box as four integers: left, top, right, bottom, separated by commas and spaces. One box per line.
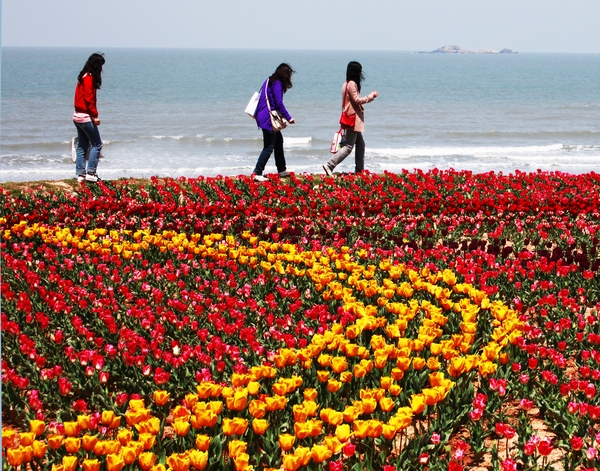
347, 81, 377, 106
83, 75, 99, 119
270, 80, 293, 122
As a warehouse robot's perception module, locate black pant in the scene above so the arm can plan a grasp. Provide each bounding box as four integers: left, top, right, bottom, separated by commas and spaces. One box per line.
253, 129, 286, 175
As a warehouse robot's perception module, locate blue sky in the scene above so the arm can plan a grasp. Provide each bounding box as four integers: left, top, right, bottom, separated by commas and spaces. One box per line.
2, 0, 599, 53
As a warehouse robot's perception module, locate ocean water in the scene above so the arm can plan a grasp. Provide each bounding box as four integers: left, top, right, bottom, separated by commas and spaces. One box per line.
2, 47, 600, 182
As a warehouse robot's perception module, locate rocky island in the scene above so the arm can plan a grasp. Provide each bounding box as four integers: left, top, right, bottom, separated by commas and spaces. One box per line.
419, 45, 518, 54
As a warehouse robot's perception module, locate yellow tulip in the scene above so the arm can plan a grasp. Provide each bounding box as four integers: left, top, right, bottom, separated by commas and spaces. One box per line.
278, 433, 296, 451
32, 440, 48, 459
367, 420, 383, 438
412, 357, 426, 370
29, 420, 45, 437
335, 423, 351, 442
222, 418, 248, 436
330, 357, 348, 373
247, 381, 260, 396
139, 433, 156, 451
63, 421, 79, 437
311, 444, 333, 463
282, 454, 301, 471
233, 453, 250, 471
379, 397, 395, 413
153, 390, 170, 406
18, 432, 35, 447
151, 464, 167, 471
226, 389, 248, 411
173, 419, 191, 437
320, 409, 343, 426
62, 455, 78, 471
410, 394, 426, 415
188, 450, 208, 470
138, 452, 157, 471
389, 384, 403, 397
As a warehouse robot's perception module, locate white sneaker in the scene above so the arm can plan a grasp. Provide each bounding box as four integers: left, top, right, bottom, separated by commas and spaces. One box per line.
85, 173, 101, 183
253, 174, 268, 182
323, 165, 333, 176
77, 175, 85, 183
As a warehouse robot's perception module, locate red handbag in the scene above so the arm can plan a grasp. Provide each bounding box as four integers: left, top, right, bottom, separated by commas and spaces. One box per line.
339, 82, 356, 128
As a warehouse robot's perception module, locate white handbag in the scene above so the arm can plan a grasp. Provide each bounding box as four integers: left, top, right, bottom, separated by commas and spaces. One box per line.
245, 79, 268, 118
330, 128, 345, 153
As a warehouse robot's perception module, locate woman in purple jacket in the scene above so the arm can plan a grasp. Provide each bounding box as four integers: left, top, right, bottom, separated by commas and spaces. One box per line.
252, 63, 295, 181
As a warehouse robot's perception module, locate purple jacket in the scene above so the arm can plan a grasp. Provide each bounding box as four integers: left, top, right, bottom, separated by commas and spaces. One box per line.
255, 79, 293, 131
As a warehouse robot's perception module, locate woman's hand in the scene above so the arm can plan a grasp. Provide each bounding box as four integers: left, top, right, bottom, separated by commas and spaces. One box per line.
289, 118, 295, 124
94, 118, 101, 125
371, 91, 379, 99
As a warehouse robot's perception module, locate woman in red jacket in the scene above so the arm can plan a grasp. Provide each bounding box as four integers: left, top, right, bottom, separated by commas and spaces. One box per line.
73, 53, 105, 183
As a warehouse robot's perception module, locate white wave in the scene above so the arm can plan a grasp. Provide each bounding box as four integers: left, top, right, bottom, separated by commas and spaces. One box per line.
368, 144, 566, 159
224, 138, 233, 142
170, 135, 184, 140
284, 137, 312, 148
151, 135, 166, 140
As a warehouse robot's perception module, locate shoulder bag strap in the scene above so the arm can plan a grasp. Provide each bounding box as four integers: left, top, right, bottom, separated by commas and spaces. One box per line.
263, 79, 272, 112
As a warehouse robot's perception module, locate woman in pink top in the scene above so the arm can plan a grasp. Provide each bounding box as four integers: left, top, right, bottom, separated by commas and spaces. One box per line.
323, 61, 378, 175
73, 53, 105, 183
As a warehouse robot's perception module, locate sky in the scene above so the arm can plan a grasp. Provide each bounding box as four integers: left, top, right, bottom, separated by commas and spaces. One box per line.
2, 0, 599, 53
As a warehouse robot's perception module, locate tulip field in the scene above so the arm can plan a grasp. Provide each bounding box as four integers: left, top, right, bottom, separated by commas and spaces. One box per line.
2, 169, 600, 471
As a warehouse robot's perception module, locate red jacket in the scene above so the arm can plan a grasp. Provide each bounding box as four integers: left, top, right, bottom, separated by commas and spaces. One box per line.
74, 74, 98, 118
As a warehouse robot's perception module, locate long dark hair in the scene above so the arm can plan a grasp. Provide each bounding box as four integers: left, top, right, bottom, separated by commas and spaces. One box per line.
346, 61, 364, 92
78, 53, 105, 89
269, 63, 295, 93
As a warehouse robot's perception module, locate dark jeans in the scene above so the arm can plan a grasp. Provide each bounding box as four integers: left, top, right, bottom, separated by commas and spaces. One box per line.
74, 120, 102, 176
253, 129, 287, 175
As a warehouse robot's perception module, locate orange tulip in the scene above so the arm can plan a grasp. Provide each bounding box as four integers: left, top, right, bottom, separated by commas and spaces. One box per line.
294, 446, 312, 466
117, 429, 132, 446
77, 415, 91, 431
48, 434, 64, 450
330, 357, 348, 373
165, 453, 190, 471
82, 459, 101, 471
353, 420, 369, 439
327, 379, 342, 393
19, 432, 35, 447
303, 388, 318, 401
228, 440, 248, 459
101, 410, 116, 426
63, 422, 80, 437
64, 437, 81, 454
252, 419, 269, 435
317, 370, 330, 382
139, 433, 156, 451
121, 445, 138, 465
150, 464, 167, 471
226, 389, 248, 411
7, 447, 26, 467
248, 399, 266, 419
320, 408, 343, 426
138, 452, 157, 471
195, 434, 211, 451
412, 357, 426, 370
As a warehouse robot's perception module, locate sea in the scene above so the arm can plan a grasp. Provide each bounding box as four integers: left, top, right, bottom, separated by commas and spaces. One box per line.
2, 47, 600, 182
